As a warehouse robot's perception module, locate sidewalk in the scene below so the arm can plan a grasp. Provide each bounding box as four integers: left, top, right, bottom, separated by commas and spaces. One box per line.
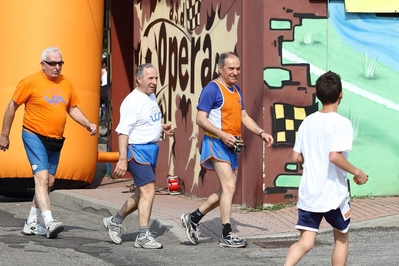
50, 176, 399, 243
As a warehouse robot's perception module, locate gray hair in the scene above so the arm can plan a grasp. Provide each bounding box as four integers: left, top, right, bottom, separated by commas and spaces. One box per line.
41, 47, 62, 61
136, 63, 155, 80
218, 51, 240, 67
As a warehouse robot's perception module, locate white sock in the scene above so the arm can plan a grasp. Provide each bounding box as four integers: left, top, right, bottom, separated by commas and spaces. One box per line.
41, 210, 54, 226
27, 207, 40, 224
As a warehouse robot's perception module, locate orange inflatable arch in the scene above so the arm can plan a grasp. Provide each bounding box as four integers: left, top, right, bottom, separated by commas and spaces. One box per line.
0, 0, 108, 197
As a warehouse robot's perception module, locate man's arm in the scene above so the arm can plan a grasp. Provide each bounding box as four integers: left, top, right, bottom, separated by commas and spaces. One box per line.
292, 151, 304, 164
241, 110, 273, 147
329, 151, 368, 184
68, 106, 97, 135
113, 134, 129, 178
0, 100, 20, 151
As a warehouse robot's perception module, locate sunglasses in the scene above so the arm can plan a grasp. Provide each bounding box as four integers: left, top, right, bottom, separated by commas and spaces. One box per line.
43, 60, 64, 67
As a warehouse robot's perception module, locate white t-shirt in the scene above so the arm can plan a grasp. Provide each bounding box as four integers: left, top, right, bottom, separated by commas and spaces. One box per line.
115, 89, 162, 144
294, 111, 353, 212
101, 69, 107, 86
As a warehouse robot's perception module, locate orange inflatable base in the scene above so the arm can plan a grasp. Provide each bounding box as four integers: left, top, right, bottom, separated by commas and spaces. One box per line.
0, 178, 90, 199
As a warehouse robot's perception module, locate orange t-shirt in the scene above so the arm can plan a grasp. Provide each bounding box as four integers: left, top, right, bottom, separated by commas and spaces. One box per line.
13, 71, 80, 138
211, 79, 242, 137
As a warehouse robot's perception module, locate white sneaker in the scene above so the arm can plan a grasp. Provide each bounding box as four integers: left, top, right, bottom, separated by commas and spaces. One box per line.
23, 220, 47, 236
103, 216, 125, 244
134, 231, 163, 249
46, 221, 64, 239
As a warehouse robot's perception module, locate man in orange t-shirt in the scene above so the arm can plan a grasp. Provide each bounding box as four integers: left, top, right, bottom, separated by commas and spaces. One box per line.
0, 47, 97, 239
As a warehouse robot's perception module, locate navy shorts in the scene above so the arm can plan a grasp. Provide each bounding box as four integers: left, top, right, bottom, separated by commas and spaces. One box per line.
22, 129, 60, 175
295, 208, 350, 233
127, 143, 159, 187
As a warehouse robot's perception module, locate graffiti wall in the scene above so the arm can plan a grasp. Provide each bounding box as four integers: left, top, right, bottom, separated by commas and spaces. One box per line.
111, 0, 399, 206
263, 0, 399, 202
131, 0, 247, 201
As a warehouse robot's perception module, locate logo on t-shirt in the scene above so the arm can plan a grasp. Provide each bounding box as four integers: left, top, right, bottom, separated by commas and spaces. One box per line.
43, 88, 66, 104
150, 106, 162, 122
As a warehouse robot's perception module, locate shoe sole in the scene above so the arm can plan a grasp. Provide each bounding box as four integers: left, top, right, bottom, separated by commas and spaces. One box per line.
102, 217, 109, 229
23, 229, 46, 236
180, 214, 197, 245
22, 230, 35, 235
134, 243, 163, 249
219, 242, 247, 248
47, 224, 64, 239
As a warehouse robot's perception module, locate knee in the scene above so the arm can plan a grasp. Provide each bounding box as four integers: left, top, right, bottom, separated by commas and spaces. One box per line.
35, 176, 50, 187
223, 181, 236, 194
300, 240, 315, 253
48, 180, 55, 188
139, 184, 156, 200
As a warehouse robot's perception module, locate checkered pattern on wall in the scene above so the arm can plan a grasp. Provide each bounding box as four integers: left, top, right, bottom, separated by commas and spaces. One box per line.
271, 102, 318, 145
186, 0, 201, 31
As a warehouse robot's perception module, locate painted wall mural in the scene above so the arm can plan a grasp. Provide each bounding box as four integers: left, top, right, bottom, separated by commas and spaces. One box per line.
129, 0, 398, 205
272, 0, 399, 199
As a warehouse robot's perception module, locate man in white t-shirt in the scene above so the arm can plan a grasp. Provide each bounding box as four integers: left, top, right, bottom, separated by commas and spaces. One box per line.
102, 63, 176, 249
284, 71, 368, 266
100, 59, 108, 105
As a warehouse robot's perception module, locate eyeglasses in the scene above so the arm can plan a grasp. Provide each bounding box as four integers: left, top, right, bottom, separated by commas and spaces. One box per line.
43, 60, 64, 67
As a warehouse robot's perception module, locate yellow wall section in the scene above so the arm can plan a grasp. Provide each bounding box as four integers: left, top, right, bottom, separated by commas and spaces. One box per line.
0, 0, 104, 183
345, 0, 399, 13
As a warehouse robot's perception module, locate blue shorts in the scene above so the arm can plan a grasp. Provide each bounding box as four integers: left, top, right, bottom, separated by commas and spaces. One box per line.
22, 129, 60, 175
200, 135, 238, 171
127, 143, 159, 187
295, 208, 350, 233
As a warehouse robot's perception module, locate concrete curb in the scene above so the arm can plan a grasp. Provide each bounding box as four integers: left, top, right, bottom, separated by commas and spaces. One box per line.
50, 190, 399, 242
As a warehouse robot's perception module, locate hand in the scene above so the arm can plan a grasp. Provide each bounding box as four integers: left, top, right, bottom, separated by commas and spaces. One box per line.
353, 170, 368, 185
162, 124, 176, 136
87, 123, 97, 136
219, 132, 236, 148
260, 132, 274, 147
113, 159, 128, 178
0, 135, 9, 151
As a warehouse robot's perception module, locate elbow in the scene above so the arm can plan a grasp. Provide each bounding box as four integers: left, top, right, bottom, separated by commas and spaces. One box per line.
292, 152, 303, 164
329, 152, 339, 164
196, 116, 205, 127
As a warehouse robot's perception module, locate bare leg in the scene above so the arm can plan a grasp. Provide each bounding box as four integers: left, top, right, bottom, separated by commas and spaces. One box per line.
32, 170, 54, 212
331, 229, 349, 266
117, 189, 140, 218
198, 191, 221, 215
198, 159, 237, 224
285, 230, 317, 266
213, 160, 237, 224
137, 182, 156, 226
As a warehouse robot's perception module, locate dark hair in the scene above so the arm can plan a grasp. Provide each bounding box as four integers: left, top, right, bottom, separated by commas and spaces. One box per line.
315, 71, 342, 104
218, 51, 240, 67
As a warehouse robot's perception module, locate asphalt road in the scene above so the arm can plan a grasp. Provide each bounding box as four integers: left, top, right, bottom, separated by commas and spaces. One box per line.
0, 200, 398, 266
